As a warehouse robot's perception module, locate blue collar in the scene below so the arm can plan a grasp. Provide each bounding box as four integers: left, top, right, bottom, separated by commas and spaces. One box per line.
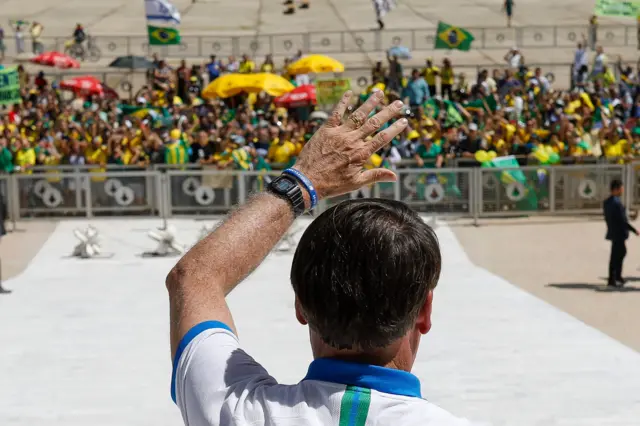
303, 358, 422, 398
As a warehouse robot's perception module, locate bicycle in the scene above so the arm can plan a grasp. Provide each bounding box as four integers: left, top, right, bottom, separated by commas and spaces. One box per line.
64, 35, 101, 62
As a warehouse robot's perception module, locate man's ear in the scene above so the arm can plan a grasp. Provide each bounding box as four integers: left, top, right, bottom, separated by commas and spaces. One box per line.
295, 297, 308, 325
416, 290, 433, 335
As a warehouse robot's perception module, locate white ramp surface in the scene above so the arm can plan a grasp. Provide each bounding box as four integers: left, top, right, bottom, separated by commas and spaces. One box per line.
0, 219, 639, 426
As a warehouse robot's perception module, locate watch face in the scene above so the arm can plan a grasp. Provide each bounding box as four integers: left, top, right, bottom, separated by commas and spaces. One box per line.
275, 177, 295, 192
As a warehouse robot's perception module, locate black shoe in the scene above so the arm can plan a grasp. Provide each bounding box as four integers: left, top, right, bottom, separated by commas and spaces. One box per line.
377, 19, 385, 30
283, 7, 295, 14
0, 286, 11, 294
299, 3, 309, 9
283, 0, 294, 4
616, 277, 627, 285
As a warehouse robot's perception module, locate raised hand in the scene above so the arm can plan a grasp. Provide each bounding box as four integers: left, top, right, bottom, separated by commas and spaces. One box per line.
293, 90, 407, 199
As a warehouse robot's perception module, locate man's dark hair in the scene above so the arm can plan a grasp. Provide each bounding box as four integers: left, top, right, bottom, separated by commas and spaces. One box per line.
291, 199, 441, 351
611, 179, 623, 191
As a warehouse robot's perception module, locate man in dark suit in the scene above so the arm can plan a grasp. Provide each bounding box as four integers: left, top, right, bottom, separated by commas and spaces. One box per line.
603, 179, 638, 287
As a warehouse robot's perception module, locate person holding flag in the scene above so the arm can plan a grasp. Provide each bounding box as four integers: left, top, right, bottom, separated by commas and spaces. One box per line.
373, 0, 396, 30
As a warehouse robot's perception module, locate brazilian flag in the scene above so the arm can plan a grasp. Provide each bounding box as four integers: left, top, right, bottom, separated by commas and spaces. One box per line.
434, 21, 474, 51
147, 25, 181, 46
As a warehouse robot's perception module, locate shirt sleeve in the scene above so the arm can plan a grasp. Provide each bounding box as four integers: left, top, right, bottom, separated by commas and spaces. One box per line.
172, 321, 277, 426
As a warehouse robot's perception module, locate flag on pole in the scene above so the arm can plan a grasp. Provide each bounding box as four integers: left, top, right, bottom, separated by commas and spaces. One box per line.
147, 25, 181, 45
434, 21, 475, 51
145, 0, 181, 46
145, 0, 181, 23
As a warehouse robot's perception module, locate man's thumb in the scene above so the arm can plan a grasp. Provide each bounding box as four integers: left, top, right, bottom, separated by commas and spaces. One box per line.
358, 168, 397, 186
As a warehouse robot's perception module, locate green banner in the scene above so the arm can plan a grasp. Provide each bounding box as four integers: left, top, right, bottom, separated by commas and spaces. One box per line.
0, 67, 21, 106
316, 78, 351, 106
484, 156, 538, 210
595, 0, 640, 17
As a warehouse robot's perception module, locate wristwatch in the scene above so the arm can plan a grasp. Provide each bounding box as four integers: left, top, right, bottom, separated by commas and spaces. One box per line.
268, 174, 306, 217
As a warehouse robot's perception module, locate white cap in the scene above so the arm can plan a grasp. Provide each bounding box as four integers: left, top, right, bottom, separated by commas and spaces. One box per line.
469, 123, 478, 131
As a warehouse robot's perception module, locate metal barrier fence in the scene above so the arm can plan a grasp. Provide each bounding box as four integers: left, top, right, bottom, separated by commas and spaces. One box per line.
10, 24, 639, 61
4, 162, 640, 223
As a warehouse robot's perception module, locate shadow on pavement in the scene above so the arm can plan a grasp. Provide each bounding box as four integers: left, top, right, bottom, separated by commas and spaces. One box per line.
547, 283, 640, 293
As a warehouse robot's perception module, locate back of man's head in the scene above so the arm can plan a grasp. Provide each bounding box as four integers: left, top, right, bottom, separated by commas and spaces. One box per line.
291, 199, 441, 352
611, 179, 623, 193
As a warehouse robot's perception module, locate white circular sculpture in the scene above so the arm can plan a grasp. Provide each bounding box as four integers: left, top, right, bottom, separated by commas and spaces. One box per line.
42, 187, 63, 208
578, 179, 597, 199
424, 183, 445, 204
104, 179, 123, 197
505, 181, 526, 202
114, 186, 135, 206
182, 177, 201, 197
194, 186, 215, 206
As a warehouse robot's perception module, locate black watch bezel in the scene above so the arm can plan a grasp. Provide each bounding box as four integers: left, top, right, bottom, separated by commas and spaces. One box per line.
268, 175, 305, 217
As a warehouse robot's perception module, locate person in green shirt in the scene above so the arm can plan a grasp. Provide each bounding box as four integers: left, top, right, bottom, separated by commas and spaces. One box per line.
0, 140, 13, 173
414, 136, 444, 169
414, 136, 445, 200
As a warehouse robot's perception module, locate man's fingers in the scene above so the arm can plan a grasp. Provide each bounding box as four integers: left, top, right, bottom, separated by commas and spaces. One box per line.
368, 118, 409, 154
326, 91, 353, 128
357, 100, 405, 137
357, 168, 397, 187
343, 90, 384, 130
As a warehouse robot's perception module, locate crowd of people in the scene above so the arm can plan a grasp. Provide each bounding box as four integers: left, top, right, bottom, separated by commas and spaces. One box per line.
0, 40, 639, 179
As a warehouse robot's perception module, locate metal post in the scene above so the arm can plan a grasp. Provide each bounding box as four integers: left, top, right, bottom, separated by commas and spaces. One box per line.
372, 183, 381, 199
75, 172, 83, 212
8, 174, 20, 231
163, 173, 171, 228
237, 173, 246, 205
549, 167, 556, 213
476, 167, 484, 220
625, 164, 634, 209
472, 168, 479, 227
84, 175, 93, 218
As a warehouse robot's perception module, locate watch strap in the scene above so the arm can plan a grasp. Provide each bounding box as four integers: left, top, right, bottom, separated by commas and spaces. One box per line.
268, 175, 305, 217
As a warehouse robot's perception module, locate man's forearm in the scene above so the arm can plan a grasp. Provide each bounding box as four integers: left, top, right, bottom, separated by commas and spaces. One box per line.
168, 192, 295, 298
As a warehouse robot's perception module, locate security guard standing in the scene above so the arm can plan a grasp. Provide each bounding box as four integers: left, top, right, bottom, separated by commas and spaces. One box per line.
603, 179, 638, 288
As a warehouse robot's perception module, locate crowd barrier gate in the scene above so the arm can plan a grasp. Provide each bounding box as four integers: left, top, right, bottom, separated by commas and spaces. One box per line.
4, 163, 640, 224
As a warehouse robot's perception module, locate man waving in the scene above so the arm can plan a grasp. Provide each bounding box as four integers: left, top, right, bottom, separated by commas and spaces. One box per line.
166, 90, 477, 425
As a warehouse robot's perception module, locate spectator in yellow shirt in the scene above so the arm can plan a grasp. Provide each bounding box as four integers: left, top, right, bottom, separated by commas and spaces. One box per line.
260, 55, 275, 73
239, 54, 256, 74
422, 58, 439, 98
14, 137, 36, 174
440, 58, 455, 99
267, 131, 297, 167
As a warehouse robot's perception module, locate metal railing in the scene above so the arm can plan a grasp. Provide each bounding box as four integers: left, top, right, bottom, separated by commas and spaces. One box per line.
11, 24, 638, 62
5, 162, 640, 224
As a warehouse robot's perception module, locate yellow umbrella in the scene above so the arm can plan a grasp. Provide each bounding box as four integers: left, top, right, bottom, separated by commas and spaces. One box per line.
202, 73, 295, 99
288, 54, 345, 75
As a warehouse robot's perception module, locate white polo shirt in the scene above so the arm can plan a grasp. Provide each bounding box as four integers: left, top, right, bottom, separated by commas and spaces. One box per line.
172, 321, 479, 426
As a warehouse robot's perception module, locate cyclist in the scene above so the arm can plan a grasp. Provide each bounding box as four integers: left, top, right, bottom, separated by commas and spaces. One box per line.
73, 23, 86, 46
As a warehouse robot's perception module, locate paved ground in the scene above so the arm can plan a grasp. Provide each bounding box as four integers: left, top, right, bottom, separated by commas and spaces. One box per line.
0, 221, 57, 281
1, 218, 640, 425
451, 217, 640, 353
4, 0, 640, 91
